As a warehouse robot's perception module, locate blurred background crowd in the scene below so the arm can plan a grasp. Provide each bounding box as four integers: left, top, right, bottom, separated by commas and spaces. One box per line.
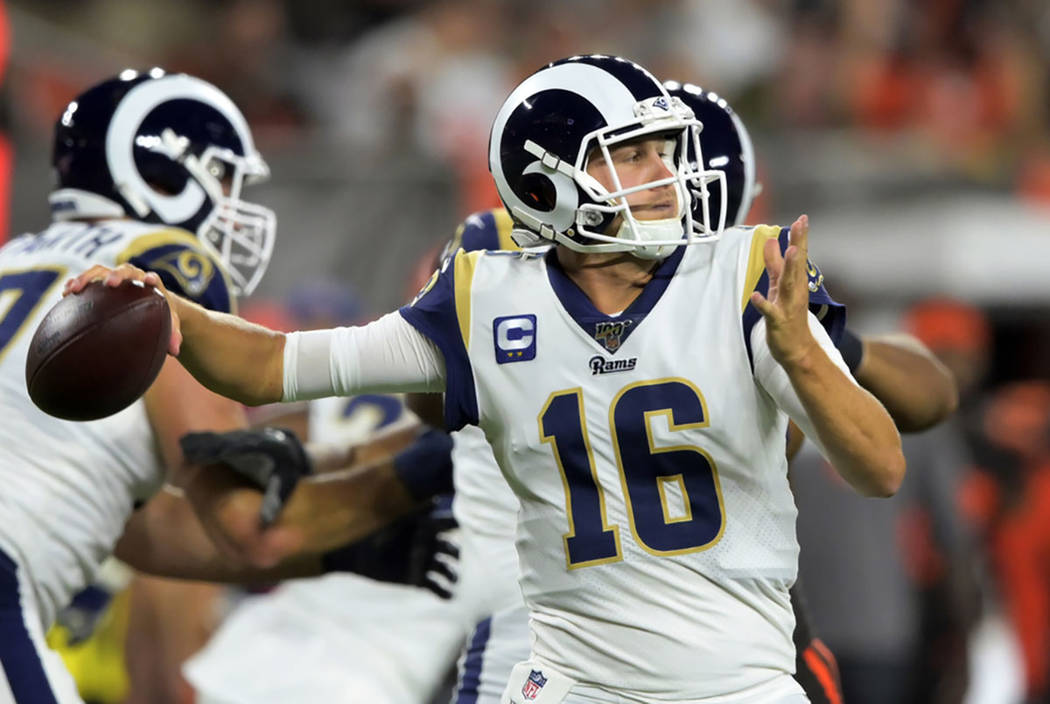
2, 0, 1049, 703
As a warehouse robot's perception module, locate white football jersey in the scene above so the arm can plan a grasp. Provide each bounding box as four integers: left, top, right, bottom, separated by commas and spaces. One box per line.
451, 424, 524, 625
401, 224, 845, 700
452, 426, 519, 546
0, 219, 235, 630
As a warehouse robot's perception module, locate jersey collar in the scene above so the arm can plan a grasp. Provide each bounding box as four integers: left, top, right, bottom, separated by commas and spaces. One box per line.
544, 245, 685, 355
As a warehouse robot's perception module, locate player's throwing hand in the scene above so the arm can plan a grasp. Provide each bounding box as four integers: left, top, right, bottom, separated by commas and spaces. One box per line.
65, 263, 183, 356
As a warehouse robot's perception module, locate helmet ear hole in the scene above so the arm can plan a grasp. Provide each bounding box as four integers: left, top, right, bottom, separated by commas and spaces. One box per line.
520, 172, 557, 210
136, 154, 189, 196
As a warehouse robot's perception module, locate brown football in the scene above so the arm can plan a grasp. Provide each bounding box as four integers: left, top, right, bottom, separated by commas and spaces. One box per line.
25, 280, 171, 421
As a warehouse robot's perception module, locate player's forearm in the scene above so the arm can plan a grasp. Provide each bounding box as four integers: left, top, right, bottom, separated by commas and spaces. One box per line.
273, 462, 419, 554
115, 489, 323, 582
783, 346, 906, 497
855, 334, 958, 432
306, 423, 422, 474
121, 528, 323, 583
174, 295, 285, 406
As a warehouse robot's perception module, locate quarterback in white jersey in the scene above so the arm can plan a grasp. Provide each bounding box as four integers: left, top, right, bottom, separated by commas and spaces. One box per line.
449, 83, 955, 704
69, 55, 904, 704
444, 202, 834, 701
406, 219, 848, 701
445, 77, 827, 702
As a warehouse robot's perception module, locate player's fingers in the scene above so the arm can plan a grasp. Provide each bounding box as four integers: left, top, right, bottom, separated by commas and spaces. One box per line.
422, 574, 455, 600
103, 263, 150, 288
790, 214, 809, 255
63, 265, 110, 295
761, 237, 783, 279
259, 483, 281, 528
64, 263, 154, 295
424, 550, 459, 599
750, 291, 778, 320
428, 554, 458, 584
434, 537, 460, 560
168, 317, 182, 357
780, 246, 806, 299
252, 525, 305, 569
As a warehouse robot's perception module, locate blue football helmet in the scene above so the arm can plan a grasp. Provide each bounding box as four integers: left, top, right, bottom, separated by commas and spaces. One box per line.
489, 55, 726, 260
663, 81, 760, 227
50, 69, 275, 295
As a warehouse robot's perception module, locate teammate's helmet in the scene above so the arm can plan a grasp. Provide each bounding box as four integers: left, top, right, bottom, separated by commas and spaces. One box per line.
50, 69, 275, 295
489, 55, 726, 260
663, 82, 759, 228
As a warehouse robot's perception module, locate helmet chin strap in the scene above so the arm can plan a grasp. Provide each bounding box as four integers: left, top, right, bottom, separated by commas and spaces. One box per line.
614, 180, 688, 260
615, 216, 683, 260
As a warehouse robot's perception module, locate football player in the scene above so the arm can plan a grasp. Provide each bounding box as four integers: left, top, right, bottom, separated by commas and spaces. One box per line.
0, 69, 280, 703
444, 81, 952, 704
0, 70, 448, 704
69, 55, 904, 703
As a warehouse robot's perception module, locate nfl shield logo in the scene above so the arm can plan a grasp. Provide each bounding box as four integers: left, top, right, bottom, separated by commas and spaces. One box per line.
522, 669, 548, 700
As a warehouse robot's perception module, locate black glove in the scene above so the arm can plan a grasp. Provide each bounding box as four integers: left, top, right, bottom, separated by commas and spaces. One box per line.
180, 427, 312, 527
321, 494, 460, 599
412, 495, 459, 599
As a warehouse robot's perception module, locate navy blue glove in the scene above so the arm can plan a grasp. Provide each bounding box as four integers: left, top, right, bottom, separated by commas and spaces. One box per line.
180, 427, 312, 527
321, 495, 460, 599
412, 495, 459, 599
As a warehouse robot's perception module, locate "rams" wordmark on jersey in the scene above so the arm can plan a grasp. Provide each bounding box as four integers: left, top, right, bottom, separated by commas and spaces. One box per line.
588, 355, 637, 375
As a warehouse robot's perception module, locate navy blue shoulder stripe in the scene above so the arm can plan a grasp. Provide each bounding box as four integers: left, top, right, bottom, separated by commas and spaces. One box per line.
398, 255, 479, 430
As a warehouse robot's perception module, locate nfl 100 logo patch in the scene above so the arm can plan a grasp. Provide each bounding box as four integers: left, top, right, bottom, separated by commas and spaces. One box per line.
493, 314, 537, 364
522, 669, 548, 700
593, 319, 632, 352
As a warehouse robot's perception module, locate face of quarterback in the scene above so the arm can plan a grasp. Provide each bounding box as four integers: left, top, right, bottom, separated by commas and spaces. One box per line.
584, 134, 680, 229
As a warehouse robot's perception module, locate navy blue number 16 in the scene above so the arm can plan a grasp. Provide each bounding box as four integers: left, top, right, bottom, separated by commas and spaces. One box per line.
540, 378, 725, 569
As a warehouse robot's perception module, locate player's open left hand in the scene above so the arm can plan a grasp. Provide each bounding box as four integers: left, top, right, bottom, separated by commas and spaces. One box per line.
64, 263, 183, 356
749, 214, 819, 367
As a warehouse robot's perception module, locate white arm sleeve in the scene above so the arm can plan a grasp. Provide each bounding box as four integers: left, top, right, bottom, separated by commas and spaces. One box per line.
282, 311, 446, 401
751, 312, 858, 460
